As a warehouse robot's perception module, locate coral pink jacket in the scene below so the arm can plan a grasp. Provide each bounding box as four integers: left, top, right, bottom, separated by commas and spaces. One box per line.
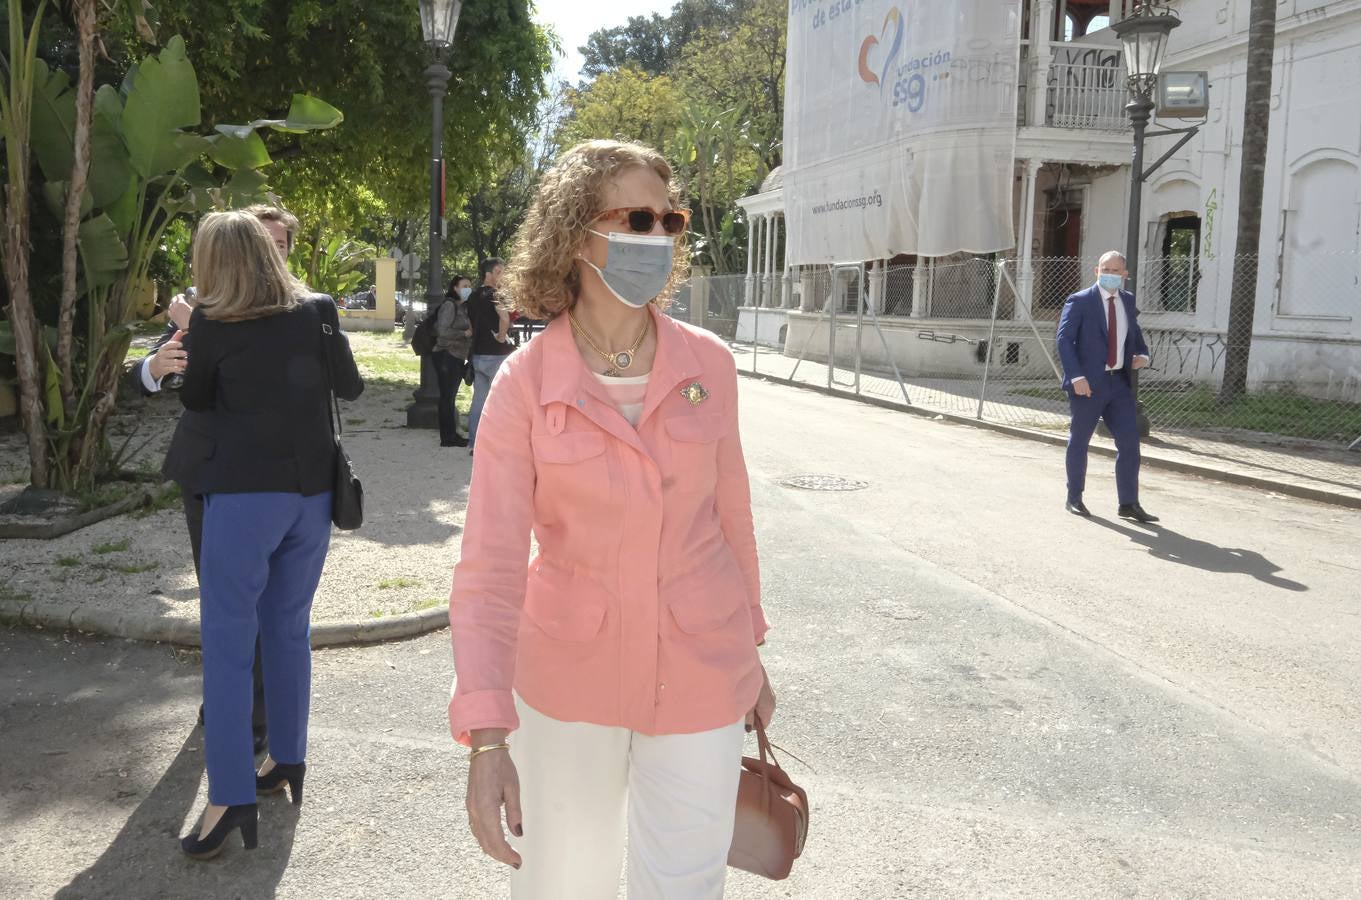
447, 305, 767, 745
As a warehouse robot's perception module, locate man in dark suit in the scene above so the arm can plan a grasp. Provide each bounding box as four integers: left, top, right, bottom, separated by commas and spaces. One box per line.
1056, 250, 1159, 524
128, 204, 300, 753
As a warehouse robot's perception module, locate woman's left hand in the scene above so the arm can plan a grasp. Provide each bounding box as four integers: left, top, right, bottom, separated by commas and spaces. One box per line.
746, 665, 776, 731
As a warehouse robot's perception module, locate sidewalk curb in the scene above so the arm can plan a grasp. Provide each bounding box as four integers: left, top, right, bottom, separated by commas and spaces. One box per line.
0, 596, 449, 648
741, 370, 1361, 511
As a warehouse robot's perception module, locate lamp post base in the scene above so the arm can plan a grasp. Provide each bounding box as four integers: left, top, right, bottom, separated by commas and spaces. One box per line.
405, 354, 441, 429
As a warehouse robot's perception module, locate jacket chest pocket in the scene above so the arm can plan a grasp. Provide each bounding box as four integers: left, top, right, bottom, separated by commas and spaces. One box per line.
663, 414, 725, 493
532, 430, 610, 500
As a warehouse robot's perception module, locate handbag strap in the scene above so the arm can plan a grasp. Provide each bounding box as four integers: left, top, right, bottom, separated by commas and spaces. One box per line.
317, 300, 343, 439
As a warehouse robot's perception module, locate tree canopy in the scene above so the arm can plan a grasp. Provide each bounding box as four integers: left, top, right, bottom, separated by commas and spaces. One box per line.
98, 0, 556, 234
564, 0, 786, 273
578, 0, 753, 79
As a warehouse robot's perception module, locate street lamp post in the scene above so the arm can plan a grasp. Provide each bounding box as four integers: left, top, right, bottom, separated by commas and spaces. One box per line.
1112, 2, 1180, 293
407, 0, 464, 429
1112, 2, 1181, 435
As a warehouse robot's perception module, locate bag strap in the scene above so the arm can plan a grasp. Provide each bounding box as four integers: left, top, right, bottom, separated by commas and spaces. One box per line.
752, 715, 811, 774
318, 300, 343, 439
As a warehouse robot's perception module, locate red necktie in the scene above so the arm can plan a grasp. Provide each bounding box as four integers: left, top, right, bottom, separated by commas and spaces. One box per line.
1106, 295, 1118, 369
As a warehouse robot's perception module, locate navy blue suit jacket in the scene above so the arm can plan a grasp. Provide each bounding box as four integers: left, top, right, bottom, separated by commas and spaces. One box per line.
1056, 285, 1149, 393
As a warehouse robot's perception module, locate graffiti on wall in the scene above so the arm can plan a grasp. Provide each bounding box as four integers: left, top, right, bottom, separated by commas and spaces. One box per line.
1146, 328, 1228, 378
1203, 189, 1218, 260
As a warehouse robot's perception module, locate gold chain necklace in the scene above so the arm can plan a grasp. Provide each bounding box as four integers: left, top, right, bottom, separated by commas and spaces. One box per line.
568, 310, 649, 376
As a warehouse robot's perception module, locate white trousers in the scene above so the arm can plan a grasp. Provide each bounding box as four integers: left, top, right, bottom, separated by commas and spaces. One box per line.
510, 696, 746, 900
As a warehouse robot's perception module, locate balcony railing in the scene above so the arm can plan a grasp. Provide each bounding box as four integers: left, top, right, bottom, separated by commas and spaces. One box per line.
1017, 46, 1131, 132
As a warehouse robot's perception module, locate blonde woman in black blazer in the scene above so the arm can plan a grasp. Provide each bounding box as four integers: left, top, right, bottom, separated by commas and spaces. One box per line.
177, 210, 362, 860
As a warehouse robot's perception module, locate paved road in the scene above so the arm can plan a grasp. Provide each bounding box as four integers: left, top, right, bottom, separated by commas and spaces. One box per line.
3, 378, 1359, 898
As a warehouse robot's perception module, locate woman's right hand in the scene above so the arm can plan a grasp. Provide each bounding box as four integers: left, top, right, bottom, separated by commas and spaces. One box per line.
466, 736, 523, 869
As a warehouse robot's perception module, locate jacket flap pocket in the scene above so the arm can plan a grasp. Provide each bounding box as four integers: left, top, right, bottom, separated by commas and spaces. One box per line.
669, 591, 744, 634
531, 431, 606, 464
664, 413, 726, 444
524, 584, 607, 642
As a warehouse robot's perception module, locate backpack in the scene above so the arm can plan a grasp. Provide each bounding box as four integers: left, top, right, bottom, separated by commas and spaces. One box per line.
411, 303, 442, 356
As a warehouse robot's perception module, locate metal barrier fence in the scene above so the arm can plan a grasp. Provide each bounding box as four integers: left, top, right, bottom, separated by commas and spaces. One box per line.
680, 254, 1361, 492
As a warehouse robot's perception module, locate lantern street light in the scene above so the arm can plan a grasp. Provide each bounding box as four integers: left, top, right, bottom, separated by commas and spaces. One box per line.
1111, 2, 1183, 436
408, 0, 464, 428
1111, 2, 1180, 294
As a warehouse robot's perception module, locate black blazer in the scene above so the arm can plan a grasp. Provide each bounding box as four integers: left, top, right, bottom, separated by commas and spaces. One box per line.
171, 295, 363, 497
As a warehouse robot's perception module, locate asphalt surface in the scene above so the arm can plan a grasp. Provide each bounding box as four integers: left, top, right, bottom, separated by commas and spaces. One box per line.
3, 377, 1359, 899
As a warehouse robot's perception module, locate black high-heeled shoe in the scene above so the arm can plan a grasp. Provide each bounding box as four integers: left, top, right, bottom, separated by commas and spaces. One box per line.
256, 761, 306, 806
180, 803, 258, 860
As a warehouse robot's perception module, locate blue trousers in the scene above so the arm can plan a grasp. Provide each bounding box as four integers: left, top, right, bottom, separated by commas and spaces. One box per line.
469, 354, 507, 448
1066, 372, 1141, 506
200, 491, 332, 806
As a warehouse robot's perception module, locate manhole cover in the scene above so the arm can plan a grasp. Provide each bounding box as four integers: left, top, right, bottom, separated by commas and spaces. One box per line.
780, 474, 869, 492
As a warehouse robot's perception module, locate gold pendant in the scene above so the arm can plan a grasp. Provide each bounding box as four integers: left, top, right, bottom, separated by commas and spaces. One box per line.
612, 350, 634, 370
680, 382, 709, 405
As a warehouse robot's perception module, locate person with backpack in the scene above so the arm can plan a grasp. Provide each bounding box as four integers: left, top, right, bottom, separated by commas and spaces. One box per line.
466, 257, 513, 453
431, 275, 474, 447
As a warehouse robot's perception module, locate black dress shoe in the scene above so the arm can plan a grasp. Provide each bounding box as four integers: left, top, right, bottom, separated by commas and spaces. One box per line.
1118, 503, 1160, 523
180, 803, 258, 860
1065, 499, 1091, 517
441, 436, 469, 447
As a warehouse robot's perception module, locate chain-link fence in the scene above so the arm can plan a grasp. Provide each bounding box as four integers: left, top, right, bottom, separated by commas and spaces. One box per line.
678, 254, 1361, 493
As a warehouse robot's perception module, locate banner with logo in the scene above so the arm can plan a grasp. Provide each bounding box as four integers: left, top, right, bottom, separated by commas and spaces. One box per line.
783, 0, 1022, 264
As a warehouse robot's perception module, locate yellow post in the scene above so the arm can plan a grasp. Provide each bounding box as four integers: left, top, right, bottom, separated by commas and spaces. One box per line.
374, 257, 398, 323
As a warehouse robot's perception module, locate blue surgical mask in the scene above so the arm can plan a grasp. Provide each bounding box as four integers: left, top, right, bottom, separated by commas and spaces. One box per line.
1098, 273, 1124, 292
581, 230, 674, 309
457, 287, 472, 301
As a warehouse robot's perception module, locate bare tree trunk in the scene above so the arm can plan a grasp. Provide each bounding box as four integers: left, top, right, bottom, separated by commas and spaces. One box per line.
2, 0, 51, 487
1219, 0, 1277, 404
3, 186, 48, 487
57, 0, 98, 416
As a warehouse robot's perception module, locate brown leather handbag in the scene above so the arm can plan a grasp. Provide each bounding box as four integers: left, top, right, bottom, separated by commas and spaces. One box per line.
727, 716, 809, 880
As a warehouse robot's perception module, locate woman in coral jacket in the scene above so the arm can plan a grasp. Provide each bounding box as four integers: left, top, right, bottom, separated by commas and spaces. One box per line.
447, 139, 776, 899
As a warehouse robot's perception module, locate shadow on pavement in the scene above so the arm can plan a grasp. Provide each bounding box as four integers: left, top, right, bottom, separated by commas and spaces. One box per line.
1092, 518, 1309, 592
55, 727, 297, 900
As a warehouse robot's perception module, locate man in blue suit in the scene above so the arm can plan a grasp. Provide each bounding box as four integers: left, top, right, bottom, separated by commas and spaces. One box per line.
1056, 250, 1159, 523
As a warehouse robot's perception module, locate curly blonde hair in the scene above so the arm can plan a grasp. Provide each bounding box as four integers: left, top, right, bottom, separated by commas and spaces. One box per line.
501, 140, 690, 320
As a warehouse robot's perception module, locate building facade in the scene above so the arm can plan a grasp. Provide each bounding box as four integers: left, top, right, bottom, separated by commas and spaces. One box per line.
739, 0, 1361, 401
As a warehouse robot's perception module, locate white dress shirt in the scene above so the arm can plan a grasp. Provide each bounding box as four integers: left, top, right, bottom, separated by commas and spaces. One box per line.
139, 357, 165, 393
1072, 284, 1148, 386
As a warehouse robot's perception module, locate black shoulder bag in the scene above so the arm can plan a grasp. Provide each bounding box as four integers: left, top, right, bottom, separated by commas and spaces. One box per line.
319, 303, 364, 530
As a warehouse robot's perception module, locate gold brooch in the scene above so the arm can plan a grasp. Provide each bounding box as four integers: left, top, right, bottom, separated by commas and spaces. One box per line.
680, 382, 709, 406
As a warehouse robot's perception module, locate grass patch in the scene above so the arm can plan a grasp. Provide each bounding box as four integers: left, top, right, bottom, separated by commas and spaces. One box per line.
347, 332, 474, 415
377, 577, 419, 590
92, 539, 131, 555
56, 555, 82, 567
78, 481, 140, 512
367, 608, 391, 619
0, 581, 34, 606
410, 597, 445, 612
348, 332, 422, 388
346, 418, 367, 426
131, 483, 183, 519
111, 561, 158, 575
1010, 384, 1361, 442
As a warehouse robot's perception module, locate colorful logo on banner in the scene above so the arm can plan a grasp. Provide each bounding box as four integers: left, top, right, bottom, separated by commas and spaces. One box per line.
857, 7, 904, 88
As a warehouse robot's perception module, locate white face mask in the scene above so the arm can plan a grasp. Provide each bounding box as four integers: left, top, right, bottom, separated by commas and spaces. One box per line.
581, 229, 674, 309
457, 287, 472, 301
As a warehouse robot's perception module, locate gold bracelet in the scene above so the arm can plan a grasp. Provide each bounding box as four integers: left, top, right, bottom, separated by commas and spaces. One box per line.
469, 741, 510, 761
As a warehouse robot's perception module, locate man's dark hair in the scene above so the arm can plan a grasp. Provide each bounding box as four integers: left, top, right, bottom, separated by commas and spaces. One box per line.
479, 258, 504, 281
